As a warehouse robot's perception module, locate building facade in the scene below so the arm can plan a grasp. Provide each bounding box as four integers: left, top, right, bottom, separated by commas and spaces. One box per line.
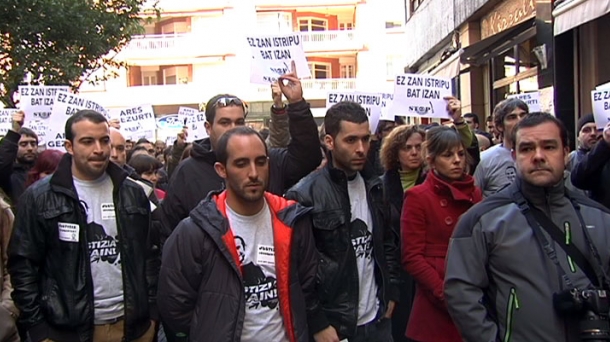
79, 0, 409, 127
400, 0, 556, 134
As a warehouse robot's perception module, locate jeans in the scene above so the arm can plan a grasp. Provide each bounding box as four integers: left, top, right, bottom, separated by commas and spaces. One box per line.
348, 317, 394, 342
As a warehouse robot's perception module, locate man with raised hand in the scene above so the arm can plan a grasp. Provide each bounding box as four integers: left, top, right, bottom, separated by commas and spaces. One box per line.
154, 63, 321, 246
158, 126, 320, 342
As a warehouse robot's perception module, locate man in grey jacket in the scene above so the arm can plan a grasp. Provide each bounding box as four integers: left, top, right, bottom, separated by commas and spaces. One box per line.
445, 113, 610, 342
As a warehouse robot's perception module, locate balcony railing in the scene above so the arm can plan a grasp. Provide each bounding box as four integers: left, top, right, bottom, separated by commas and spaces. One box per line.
120, 29, 361, 60
120, 33, 233, 60
80, 78, 358, 108
300, 30, 361, 52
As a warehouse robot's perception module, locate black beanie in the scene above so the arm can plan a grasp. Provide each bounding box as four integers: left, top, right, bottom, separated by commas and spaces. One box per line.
577, 114, 595, 132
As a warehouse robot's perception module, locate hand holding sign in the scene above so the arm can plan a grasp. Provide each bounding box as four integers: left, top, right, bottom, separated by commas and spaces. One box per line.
603, 122, 610, 145
12, 110, 25, 132
271, 82, 283, 107
444, 96, 462, 122
278, 61, 303, 104
177, 127, 188, 147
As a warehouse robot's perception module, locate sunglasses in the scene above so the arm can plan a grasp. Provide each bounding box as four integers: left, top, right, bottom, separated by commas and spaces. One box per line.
200, 96, 249, 116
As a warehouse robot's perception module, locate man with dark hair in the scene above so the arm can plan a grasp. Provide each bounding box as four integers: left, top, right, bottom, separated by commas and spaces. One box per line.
154, 68, 321, 246
445, 112, 610, 342
8, 109, 159, 342
286, 101, 400, 342
0, 110, 39, 206
463, 113, 479, 131
571, 119, 610, 209
566, 114, 600, 172
158, 126, 320, 342
135, 139, 155, 156
473, 98, 529, 197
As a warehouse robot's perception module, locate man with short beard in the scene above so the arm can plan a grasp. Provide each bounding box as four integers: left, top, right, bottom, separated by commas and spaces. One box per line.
158, 126, 320, 342
566, 114, 599, 172
0, 110, 39, 206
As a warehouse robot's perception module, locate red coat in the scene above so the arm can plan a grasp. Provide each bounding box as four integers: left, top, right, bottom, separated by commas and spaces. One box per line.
401, 171, 481, 342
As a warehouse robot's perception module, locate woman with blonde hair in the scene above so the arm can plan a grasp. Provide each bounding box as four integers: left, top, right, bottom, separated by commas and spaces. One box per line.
380, 124, 426, 342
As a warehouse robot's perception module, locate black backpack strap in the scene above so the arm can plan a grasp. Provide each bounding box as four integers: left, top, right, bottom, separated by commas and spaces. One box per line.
510, 188, 597, 288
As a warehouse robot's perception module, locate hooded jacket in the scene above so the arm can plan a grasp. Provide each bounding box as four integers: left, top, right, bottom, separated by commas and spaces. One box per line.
445, 177, 610, 342
154, 100, 321, 244
158, 191, 320, 342
8, 155, 159, 342
0, 130, 33, 207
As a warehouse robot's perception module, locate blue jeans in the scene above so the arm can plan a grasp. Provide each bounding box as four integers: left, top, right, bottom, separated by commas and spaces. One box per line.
348, 317, 393, 342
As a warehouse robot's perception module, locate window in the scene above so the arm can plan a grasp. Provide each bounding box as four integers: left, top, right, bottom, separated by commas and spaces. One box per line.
308, 62, 331, 79
163, 66, 189, 85
256, 12, 292, 33
386, 55, 406, 80
142, 71, 158, 86
339, 22, 354, 30
340, 64, 356, 78
161, 20, 189, 34
410, 0, 425, 13
299, 18, 327, 32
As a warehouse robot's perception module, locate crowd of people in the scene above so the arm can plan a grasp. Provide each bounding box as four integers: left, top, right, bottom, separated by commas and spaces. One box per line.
1, 67, 610, 342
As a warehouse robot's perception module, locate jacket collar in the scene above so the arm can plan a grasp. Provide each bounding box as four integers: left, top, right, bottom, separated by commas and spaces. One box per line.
517, 175, 565, 209
326, 153, 378, 185
426, 170, 477, 201
190, 138, 217, 165
50, 154, 128, 195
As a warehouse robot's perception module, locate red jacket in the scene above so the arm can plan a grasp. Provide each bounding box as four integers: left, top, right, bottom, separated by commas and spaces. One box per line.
401, 171, 481, 342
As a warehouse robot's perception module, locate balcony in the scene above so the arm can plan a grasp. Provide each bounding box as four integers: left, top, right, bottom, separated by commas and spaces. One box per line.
300, 30, 362, 53
119, 34, 234, 61
80, 78, 357, 108
255, 0, 361, 8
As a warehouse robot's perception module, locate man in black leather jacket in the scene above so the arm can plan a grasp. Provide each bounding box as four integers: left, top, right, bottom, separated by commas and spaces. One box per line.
286, 102, 400, 342
8, 110, 159, 342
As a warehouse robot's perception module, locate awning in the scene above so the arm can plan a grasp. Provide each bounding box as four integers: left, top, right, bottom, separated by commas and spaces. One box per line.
460, 18, 536, 66
429, 50, 462, 79
553, 0, 610, 36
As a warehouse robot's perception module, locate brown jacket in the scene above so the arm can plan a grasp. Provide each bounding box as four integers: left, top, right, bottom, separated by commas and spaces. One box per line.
0, 197, 16, 316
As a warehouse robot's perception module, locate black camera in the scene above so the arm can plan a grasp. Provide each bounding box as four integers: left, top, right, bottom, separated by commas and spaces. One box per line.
554, 288, 610, 341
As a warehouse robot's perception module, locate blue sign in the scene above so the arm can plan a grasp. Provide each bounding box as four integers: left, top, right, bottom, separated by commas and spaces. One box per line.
156, 114, 184, 130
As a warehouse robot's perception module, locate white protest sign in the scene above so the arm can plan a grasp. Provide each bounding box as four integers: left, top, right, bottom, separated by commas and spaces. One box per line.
111, 104, 156, 142
326, 91, 382, 133
47, 91, 108, 150
391, 74, 453, 119
18, 85, 71, 121
380, 93, 395, 121
246, 33, 311, 84
508, 92, 541, 112
597, 82, 610, 90
178, 106, 208, 142
591, 90, 610, 129
0, 109, 17, 136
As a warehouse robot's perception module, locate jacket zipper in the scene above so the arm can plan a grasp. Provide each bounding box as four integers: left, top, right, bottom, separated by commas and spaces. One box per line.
503, 287, 520, 342
564, 222, 577, 273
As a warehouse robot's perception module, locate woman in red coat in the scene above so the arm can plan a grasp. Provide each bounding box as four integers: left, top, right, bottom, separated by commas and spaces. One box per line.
401, 126, 482, 342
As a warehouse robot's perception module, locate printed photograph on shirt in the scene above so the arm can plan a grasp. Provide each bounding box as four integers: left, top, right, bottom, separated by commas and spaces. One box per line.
87, 222, 120, 265
351, 219, 373, 260
235, 236, 279, 311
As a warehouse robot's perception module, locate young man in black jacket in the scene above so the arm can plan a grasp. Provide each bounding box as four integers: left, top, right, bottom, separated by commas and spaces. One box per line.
153, 67, 321, 245
158, 126, 320, 342
0, 110, 39, 206
8, 110, 159, 342
286, 102, 400, 342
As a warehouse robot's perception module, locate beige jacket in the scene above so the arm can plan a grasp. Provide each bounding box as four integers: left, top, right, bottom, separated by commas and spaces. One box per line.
0, 197, 17, 317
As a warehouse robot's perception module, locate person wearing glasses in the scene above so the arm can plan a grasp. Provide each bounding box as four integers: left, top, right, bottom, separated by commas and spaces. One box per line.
0, 110, 39, 207
154, 68, 321, 249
